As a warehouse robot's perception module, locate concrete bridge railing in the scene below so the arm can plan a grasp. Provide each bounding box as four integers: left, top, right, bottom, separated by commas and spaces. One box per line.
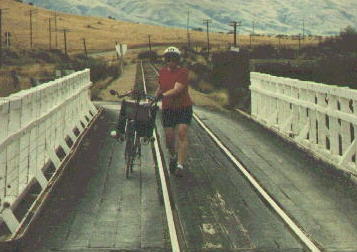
250, 72, 357, 177
0, 69, 98, 236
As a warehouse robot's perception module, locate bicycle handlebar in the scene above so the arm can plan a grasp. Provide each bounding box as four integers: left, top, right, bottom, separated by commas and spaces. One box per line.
109, 89, 132, 98
109, 89, 158, 105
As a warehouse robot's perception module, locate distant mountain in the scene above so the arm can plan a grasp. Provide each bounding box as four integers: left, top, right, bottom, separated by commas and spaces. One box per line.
23, 0, 357, 35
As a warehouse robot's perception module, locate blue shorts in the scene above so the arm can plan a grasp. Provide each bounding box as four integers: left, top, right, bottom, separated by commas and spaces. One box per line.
162, 106, 193, 128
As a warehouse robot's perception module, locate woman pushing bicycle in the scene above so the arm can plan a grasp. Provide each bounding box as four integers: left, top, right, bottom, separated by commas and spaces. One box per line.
155, 46, 193, 177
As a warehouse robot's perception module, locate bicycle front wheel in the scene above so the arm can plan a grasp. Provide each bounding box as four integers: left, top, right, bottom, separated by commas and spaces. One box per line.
124, 122, 135, 178
130, 135, 141, 173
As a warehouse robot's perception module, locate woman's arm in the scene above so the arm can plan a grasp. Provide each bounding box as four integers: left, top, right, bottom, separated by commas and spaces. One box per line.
162, 82, 185, 98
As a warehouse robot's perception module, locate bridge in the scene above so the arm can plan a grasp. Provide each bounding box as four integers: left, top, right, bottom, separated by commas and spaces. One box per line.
0, 57, 356, 252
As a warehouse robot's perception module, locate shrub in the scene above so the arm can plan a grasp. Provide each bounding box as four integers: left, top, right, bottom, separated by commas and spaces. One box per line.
250, 44, 277, 59
211, 49, 250, 89
57, 54, 120, 82
137, 51, 159, 62
278, 46, 298, 59
254, 55, 356, 88
255, 62, 315, 81
318, 26, 357, 55
314, 55, 357, 87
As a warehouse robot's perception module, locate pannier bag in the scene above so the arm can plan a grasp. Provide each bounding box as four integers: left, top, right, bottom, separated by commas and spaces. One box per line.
117, 100, 158, 137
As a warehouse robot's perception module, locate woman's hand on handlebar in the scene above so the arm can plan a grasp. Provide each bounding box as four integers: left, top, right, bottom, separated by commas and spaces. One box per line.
154, 93, 164, 102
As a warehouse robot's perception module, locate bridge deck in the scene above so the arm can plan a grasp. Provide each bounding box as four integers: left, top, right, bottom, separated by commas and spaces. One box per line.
20, 106, 169, 251
190, 107, 357, 251
18, 104, 357, 252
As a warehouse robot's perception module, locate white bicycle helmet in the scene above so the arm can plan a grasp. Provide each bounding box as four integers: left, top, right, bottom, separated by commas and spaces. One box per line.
164, 46, 181, 56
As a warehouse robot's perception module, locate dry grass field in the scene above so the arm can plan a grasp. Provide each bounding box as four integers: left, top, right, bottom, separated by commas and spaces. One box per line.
0, 0, 320, 53
0, 0, 323, 98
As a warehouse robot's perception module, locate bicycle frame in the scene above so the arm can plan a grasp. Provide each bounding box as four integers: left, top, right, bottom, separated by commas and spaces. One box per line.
124, 119, 141, 178
110, 89, 157, 178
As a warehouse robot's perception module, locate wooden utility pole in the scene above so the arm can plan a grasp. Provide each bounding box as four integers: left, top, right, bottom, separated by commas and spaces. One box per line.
203, 19, 211, 55
49, 17, 52, 50
187, 9, 190, 48
59, 28, 71, 56
250, 20, 256, 48
231, 21, 237, 47
82, 38, 88, 58
302, 18, 305, 40
0, 9, 3, 68
54, 12, 58, 48
28, 9, 38, 49
0, 9, 8, 68
148, 34, 152, 53
30, 10, 33, 48
187, 32, 191, 49
64, 29, 67, 56
229, 21, 241, 47
297, 34, 301, 57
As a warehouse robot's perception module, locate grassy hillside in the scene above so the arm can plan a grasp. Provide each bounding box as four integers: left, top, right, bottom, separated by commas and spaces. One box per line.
0, 0, 322, 98
1, 0, 229, 52
1, 0, 319, 53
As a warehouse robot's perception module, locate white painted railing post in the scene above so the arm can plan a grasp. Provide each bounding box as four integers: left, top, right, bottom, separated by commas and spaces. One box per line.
6, 97, 22, 201
0, 69, 98, 236
250, 72, 357, 176
0, 100, 9, 202
0, 100, 9, 144
327, 94, 339, 157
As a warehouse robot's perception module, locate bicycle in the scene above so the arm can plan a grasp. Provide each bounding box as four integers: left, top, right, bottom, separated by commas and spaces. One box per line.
109, 89, 158, 178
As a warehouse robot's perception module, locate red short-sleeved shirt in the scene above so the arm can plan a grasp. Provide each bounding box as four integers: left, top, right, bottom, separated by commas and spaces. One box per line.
158, 67, 192, 110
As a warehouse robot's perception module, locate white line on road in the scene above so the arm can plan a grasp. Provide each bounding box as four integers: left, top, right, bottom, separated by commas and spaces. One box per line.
153, 130, 181, 252
193, 112, 322, 252
142, 61, 181, 252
